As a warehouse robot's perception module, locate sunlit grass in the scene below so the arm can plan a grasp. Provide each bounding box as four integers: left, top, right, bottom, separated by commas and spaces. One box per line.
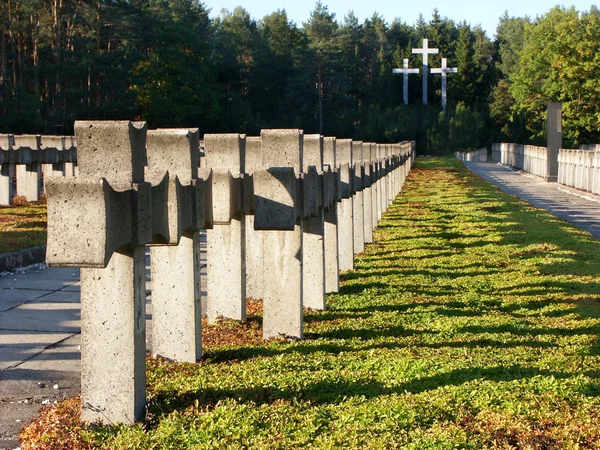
0, 203, 47, 253
21, 157, 600, 449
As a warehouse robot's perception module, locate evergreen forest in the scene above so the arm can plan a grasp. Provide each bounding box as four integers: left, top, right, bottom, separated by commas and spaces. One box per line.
1, 0, 599, 153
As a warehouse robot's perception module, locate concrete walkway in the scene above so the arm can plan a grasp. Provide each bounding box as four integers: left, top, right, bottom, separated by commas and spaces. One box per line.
1, 163, 599, 448
465, 161, 600, 241
0, 266, 81, 449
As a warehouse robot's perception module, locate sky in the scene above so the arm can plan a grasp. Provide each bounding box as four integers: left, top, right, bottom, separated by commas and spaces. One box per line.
200, 0, 595, 38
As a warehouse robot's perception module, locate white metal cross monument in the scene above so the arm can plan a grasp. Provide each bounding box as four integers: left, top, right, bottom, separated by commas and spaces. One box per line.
412, 38, 438, 105
431, 57, 457, 111
392, 59, 420, 105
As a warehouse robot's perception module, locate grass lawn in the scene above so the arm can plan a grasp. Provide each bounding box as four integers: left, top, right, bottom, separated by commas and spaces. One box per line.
0, 203, 47, 254
21, 157, 600, 449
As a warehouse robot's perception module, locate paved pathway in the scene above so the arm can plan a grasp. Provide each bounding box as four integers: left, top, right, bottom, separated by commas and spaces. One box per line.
465, 161, 600, 240
0, 266, 81, 449
1, 163, 599, 448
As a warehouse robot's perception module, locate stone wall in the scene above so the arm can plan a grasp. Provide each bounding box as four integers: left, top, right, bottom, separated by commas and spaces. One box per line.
558, 148, 600, 195
490, 143, 548, 179
492, 142, 600, 196
456, 147, 488, 162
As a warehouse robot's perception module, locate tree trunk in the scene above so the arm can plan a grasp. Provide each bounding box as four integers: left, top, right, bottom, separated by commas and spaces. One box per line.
318, 66, 323, 134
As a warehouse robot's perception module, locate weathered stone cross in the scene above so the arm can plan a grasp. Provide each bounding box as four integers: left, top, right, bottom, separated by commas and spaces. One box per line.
392, 59, 420, 105
431, 57, 457, 111
412, 38, 438, 105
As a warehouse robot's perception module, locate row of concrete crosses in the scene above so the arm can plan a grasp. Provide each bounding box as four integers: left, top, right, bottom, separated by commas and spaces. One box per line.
392, 38, 458, 111
46, 122, 415, 425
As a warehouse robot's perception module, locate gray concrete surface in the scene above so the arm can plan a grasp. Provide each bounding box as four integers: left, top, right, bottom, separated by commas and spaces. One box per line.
0, 266, 80, 449
465, 161, 600, 240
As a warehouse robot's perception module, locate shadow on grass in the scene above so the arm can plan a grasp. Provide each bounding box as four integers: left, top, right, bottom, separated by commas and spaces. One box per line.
205, 333, 558, 365
147, 364, 591, 421
153, 159, 600, 427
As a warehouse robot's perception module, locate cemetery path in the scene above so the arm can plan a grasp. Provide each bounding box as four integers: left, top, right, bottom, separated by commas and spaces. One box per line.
464, 161, 600, 241
0, 267, 81, 449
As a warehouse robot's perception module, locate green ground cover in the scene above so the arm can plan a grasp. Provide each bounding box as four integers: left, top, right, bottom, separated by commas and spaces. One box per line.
21, 157, 600, 449
0, 204, 47, 254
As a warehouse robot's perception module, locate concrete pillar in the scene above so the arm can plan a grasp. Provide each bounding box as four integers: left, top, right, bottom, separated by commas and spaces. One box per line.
352, 141, 365, 254
0, 164, 12, 206
546, 102, 562, 183
151, 234, 202, 361
379, 145, 387, 217
362, 143, 374, 244
204, 134, 246, 322
0, 135, 12, 205
375, 144, 383, 221
336, 139, 354, 271
370, 145, 379, 230
41, 163, 54, 194
259, 129, 303, 339
386, 146, 394, 207
323, 137, 339, 293
80, 247, 146, 423
303, 134, 326, 310
245, 136, 264, 301
46, 121, 151, 424
13, 135, 40, 202
146, 129, 203, 363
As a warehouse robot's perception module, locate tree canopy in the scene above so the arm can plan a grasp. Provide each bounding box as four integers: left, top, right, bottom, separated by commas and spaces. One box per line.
1, 1, 598, 151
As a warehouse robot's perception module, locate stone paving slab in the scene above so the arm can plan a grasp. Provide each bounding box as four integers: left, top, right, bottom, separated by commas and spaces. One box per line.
30, 290, 80, 303
0, 302, 80, 334
0, 331, 74, 371
0, 334, 81, 449
464, 161, 600, 241
0, 403, 41, 448
0, 290, 50, 313
0, 267, 82, 449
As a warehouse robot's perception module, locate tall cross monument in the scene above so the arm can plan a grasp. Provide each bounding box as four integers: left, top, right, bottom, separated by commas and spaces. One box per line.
412, 38, 438, 105
431, 58, 457, 111
392, 59, 420, 105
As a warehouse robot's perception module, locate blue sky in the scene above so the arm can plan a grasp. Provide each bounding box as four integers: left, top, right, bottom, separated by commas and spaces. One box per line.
200, 0, 594, 38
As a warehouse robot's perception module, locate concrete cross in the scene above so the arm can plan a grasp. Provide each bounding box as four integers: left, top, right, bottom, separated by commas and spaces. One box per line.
431, 57, 457, 111
392, 59, 419, 105
412, 38, 439, 105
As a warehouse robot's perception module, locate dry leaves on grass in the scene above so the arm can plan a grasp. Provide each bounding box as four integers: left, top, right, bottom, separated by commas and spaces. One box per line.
202, 299, 264, 348
19, 397, 92, 450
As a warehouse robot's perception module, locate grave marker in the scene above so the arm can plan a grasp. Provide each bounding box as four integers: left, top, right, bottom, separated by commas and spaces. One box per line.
46, 121, 154, 424
352, 141, 365, 254
323, 137, 340, 293
256, 129, 304, 339
146, 128, 207, 363
336, 139, 354, 271
204, 134, 247, 322
303, 134, 326, 310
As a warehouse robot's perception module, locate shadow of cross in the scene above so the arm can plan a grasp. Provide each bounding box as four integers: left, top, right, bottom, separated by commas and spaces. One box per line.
322, 136, 341, 294
254, 129, 304, 340
336, 139, 355, 272
203, 134, 247, 323
302, 134, 326, 311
